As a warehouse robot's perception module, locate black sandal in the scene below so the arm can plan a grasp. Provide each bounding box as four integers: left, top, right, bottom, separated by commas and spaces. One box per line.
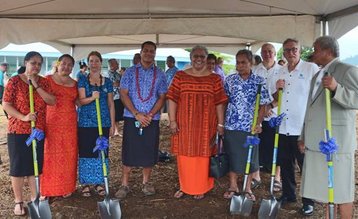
13, 201, 26, 216
95, 184, 106, 196
81, 185, 92, 197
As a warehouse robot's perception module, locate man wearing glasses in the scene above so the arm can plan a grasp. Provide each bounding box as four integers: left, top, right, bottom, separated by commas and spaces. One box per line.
274, 38, 319, 216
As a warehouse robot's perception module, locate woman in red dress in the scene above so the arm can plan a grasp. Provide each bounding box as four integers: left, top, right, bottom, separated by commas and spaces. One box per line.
41, 54, 79, 198
3, 51, 55, 216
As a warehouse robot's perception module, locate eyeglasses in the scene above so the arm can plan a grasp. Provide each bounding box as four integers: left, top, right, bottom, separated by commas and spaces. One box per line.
192, 55, 206, 59
283, 47, 299, 53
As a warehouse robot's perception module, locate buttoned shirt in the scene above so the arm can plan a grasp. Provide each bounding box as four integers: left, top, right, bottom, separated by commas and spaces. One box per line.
214, 65, 226, 83
275, 59, 319, 136
120, 63, 167, 120
108, 70, 121, 100
253, 62, 282, 120
311, 57, 338, 99
165, 66, 178, 87
224, 72, 271, 132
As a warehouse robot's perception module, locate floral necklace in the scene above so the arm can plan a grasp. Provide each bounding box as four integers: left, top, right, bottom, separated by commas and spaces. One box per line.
135, 66, 157, 102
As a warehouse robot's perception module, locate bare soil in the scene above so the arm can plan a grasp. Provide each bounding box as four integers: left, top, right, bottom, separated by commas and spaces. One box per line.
0, 109, 357, 219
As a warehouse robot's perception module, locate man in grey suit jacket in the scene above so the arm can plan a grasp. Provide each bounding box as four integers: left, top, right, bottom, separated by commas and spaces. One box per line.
299, 36, 358, 219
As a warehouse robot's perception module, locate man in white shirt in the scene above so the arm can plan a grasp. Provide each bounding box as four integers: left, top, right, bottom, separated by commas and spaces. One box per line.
275, 38, 319, 215
252, 43, 282, 190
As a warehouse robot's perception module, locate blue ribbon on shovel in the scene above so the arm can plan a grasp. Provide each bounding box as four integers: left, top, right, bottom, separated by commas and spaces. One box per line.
319, 137, 338, 161
93, 136, 109, 155
268, 113, 286, 128
243, 135, 260, 148
26, 128, 45, 146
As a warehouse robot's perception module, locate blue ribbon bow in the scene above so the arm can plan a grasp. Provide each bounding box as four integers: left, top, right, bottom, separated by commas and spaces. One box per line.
26, 128, 45, 146
93, 136, 109, 154
243, 136, 260, 148
268, 113, 286, 128
319, 137, 338, 161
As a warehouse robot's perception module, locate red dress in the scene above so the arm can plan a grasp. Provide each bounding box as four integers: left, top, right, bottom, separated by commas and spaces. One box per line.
41, 76, 78, 196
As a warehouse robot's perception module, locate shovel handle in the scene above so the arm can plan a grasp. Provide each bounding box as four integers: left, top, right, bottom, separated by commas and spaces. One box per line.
29, 81, 39, 177
251, 84, 262, 134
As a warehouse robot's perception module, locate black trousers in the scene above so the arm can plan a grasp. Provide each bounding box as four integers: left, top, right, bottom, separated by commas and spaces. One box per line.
258, 121, 276, 171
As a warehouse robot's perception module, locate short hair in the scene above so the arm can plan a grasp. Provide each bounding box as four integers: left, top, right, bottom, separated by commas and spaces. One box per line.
190, 45, 208, 59
236, 49, 253, 63
87, 51, 103, 63
141, 41, 157, 50
254, 55, 262, 64
207, 53, 217, 62
120, 67, 126, 71
314, 36, 340, 57
79, 61, 87, 69
283, 38, 300, 48
166, 56, 175, 63
108, 58, 118, 64
0, 62, 8, 67
58, 54, 75, 66
24, 51, 43, 64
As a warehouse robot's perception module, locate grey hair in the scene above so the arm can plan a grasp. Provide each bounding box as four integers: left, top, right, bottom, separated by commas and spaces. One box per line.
283, 38, 300, 48
190, 45, 208, 58
314, 36, 340, 57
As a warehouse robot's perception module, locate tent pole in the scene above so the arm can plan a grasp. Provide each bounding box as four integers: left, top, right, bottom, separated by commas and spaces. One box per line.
70, 44, 75, 57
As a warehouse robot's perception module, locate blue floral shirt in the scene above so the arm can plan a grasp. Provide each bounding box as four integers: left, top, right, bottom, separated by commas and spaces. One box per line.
120, 63, 167, 120
77, 76, 113, 127
165, 66, 178, 87
224, 72, 271, 132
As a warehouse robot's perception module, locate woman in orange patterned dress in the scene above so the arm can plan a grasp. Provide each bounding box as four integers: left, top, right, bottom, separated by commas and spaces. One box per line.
167, 45, 227, 199
40, 54, 79, 198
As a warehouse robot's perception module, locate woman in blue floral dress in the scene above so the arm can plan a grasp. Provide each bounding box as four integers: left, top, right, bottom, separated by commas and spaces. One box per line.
77, 51, 115, 197
223, 50, 271, 201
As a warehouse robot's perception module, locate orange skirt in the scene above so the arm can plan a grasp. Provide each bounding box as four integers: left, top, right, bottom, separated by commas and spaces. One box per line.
177, 155, 214, 195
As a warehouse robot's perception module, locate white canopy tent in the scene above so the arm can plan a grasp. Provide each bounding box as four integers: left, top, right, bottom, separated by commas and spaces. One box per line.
0, 0, 357, 60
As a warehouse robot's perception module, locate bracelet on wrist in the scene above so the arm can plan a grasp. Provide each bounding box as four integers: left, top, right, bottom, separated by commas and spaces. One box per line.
217, 124, 224, 127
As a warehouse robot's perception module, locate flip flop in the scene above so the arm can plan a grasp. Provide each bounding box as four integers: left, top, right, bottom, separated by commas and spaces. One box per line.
13, 202, 26, 216
193, 194, 205, 200
245, 192, 256, 202
174, 190, 185, 199
95, 184, 106, 196
223, 188, 238, 199
81, 185, 92, 197
251, 178, 261, 189
273, 180, 282, 192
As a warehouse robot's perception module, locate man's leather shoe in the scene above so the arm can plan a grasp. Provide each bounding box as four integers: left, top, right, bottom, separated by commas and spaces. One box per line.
301, 204, 314, 216
277, 196, 297, 206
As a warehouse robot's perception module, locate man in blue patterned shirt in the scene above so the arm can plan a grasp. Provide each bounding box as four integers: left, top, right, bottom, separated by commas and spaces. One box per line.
116, 41, 167, 199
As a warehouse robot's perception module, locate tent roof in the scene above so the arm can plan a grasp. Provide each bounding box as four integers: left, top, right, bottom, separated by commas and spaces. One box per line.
0, 0, 357, 59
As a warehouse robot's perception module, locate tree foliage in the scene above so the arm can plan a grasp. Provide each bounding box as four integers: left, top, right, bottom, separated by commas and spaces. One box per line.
276, 46, 313, 62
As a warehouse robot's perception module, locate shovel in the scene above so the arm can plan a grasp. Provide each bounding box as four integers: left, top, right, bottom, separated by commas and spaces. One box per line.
323, 73, 335, 219
94, 86, 122, 219
258, 88, 283, 219
230, 84, 261, 216
27, 80, 52, 219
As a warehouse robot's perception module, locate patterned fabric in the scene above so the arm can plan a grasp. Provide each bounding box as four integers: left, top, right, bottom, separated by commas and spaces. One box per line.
224, 72, 271, 132
214, 65, 226, 82
108, 70, 121, 100
77, 76, 113, 127
78, 158, 109, 184
40, 76, 78, 196
166, 71, 228, 157
4, 76, 52, 134
75, 71, 87, 81
120, 63, 167, 120
0, 70, 4, 86
165, 66, 178, 87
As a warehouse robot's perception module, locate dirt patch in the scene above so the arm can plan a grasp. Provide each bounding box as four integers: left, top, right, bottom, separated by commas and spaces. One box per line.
0, 109, 357, 218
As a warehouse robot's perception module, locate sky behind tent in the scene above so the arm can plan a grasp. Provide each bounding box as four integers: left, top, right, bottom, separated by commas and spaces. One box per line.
1, 26, 357, 60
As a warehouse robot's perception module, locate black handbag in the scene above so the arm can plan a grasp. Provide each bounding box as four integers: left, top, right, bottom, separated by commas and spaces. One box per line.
209, 133, 229, 179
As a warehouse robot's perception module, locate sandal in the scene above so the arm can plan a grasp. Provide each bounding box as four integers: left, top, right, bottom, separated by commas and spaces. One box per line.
193, 194, 205, 200
95, 184, 106, 196
174, 190, 185, 199
245, 192, 256, 202
14, 201, 26, 216
223, 188, 238, 199
115, 185, 130, 199
81, 185, 92, 197
251, 178, 261, 189
273, 180, 282, 192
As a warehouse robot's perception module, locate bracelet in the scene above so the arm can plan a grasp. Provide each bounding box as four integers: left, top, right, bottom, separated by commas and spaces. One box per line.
217, 124, 224, 127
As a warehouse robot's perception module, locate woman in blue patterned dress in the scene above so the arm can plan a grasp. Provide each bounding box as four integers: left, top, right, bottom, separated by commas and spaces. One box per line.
223, 50, 271, 201
77, 51, 115, 197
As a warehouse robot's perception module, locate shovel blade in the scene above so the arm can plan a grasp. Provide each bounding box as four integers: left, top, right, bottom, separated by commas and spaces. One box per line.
28, 200, 52, 219
98, 199, 122, 219
258, 198, 280, 219
230, 194, 253, 216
